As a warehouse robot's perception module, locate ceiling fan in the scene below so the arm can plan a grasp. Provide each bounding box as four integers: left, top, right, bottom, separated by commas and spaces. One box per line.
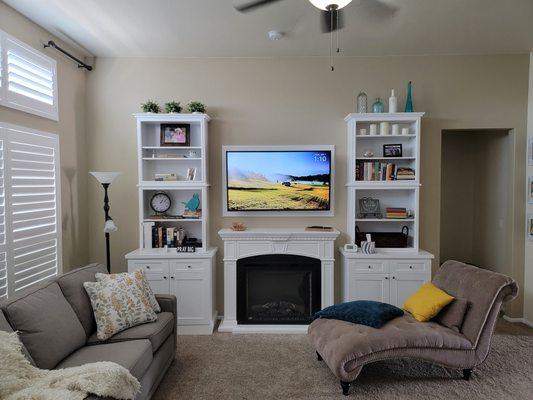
235, 0, 397, 33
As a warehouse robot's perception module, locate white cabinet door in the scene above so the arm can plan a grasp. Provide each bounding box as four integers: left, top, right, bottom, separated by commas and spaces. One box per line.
170, 270, 209, 326
145, 272, 170, 295
348, 273, 390, 303
389, 272, 428, 307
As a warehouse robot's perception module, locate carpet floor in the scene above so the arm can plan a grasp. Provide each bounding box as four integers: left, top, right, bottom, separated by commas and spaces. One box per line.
154, 320, 533, 399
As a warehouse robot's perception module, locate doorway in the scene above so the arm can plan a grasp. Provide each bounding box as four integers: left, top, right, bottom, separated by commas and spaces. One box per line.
440, 129, 513, 276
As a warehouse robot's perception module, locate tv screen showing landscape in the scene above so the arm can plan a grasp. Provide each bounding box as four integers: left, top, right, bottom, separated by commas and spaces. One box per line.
226, 150, 332, 211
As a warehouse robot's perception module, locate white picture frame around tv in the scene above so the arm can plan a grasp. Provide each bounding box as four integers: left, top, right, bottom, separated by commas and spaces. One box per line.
222, 145, 335, 217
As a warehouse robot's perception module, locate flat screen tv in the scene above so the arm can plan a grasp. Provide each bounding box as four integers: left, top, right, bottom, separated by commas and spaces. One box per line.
222, 146, 334, 216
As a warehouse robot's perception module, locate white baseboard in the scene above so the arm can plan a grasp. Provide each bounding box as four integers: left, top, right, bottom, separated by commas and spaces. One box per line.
503, 315, 533, 328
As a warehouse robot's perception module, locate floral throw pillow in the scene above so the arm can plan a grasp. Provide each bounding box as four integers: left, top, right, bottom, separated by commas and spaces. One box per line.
83, 278, 157, 341
96, 270, 161, 313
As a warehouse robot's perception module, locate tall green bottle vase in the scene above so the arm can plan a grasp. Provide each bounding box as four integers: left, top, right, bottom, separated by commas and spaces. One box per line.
405, 81, 414, 112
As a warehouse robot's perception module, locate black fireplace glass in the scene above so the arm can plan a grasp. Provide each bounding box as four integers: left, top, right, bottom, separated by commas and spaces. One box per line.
237, 254, 321, 325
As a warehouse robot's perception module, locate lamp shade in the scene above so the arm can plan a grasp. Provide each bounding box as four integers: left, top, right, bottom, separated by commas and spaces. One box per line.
308, 0, 353, 10
90, 171, 121, 184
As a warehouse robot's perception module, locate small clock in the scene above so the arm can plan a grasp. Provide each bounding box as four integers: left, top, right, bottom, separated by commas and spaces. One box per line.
150, 192, 171, 214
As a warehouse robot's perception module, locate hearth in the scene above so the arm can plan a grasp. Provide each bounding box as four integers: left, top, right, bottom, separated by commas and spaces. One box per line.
237, 254, 321, 325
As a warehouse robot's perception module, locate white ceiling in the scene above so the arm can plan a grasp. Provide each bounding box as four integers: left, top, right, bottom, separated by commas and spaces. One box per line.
4, 0, 533, 58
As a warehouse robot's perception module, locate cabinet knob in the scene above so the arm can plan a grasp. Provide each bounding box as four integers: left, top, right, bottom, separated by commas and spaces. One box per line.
146, 265, 151, 269
409, 265, 413, 269
171, 276, 175, 279
163, 276, 167, 280
392, 276, 396, 280
187, 265, 192, 269
368, 265, 372, 269
385, 276, 389, 280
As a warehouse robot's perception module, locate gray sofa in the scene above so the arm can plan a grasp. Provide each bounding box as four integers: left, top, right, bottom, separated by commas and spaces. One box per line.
308, 260, 518, 395
0, 263, 176, 400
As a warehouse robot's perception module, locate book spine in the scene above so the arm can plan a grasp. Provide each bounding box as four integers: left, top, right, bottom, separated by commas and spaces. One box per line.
142, 222, 154, 249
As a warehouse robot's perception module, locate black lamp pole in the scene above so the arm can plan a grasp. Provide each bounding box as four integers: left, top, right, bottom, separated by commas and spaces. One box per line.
102, 183, 111, 272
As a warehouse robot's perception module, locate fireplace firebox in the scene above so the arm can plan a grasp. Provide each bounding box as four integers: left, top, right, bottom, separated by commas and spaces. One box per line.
237, 254, 321, 325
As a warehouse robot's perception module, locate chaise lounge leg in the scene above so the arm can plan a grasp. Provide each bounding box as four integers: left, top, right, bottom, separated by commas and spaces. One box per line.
340, 381, 351, 396
316, 351, 323, 361
463, 369, 472, 381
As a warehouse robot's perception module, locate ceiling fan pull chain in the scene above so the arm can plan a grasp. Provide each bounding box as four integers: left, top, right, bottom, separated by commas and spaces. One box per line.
330, 9, 334, 71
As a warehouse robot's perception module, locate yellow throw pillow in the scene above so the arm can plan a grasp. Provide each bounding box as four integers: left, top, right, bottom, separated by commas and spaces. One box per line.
403, 282, 455, 322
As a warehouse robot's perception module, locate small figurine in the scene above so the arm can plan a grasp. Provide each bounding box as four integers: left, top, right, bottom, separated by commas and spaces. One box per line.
182, 193, 200, 211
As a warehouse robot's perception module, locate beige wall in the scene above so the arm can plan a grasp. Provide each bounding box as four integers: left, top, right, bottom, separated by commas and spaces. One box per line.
0, 3, 89, 270
525, 53, 533, 324
441, 130, 511, 277
86, 54, 529, 317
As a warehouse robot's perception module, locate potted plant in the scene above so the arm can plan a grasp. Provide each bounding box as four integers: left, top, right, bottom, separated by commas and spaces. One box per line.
187, 101, 206, 114
141, 100, 161, 113
165, 101, 182, 113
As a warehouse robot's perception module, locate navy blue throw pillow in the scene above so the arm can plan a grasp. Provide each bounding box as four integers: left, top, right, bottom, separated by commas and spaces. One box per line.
313, 300, 404, 328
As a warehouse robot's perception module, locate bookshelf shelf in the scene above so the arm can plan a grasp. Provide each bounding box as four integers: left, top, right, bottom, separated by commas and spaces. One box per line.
142, 146, 202, 150
355, 218, 415, 222
356, 157, 416, 160
355, 134, 417, 138
143, 218, 203, 223
142, 157, 202, 161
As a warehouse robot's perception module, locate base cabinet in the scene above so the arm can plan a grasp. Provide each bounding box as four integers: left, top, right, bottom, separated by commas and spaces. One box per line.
341, 249, 433, 308
126, 248, 217, 335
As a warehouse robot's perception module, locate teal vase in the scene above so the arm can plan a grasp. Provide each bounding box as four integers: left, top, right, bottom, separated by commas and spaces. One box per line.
372, 98, 384, 113
404, 81, 414, 112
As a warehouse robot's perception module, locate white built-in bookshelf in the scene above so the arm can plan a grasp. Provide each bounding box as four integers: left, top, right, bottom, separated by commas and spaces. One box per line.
133, 113, 211, 252
345, 112, 425, 251
126, 113, 217, 335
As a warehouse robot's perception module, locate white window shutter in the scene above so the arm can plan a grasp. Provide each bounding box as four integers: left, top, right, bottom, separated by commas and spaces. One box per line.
0, 138, 7, 299
0, 30, 58, 121
0, 123, 62, 297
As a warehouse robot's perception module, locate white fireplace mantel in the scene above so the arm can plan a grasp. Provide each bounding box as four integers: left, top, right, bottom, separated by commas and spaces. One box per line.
218, 228, 340, 334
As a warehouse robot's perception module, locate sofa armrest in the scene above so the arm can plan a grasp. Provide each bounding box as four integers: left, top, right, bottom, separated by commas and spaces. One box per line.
155, 294, 177, 317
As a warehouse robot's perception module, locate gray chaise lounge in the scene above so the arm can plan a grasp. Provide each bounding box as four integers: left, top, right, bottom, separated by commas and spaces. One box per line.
308, 260, 518, 395
0, 263, 176, 400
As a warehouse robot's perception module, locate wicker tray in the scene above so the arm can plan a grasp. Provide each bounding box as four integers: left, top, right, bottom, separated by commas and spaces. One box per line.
355, 226, 409, 248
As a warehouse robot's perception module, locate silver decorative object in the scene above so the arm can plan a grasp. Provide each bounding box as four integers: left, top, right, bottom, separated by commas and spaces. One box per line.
357, 197, 382, 219
357, 92, 367, 113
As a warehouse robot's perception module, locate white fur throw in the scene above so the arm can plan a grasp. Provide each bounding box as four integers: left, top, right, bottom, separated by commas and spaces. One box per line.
0, 330, 140, 400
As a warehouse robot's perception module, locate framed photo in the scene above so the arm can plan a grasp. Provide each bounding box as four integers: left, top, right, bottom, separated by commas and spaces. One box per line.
186, 167, 196, 181
160, 124, 190, 146
527, 214, 533, 240
529, 138, 533, 166
528, 176, 533, 204
383, 144, 403, 157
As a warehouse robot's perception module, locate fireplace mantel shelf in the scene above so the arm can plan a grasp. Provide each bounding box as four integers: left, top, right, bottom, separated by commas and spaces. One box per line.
218, 227, 339, 334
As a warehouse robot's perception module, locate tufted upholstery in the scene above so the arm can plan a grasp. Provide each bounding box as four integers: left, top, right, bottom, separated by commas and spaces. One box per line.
308, 260, 518, 383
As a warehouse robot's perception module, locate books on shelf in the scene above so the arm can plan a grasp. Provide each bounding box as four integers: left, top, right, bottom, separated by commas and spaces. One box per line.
143, 225, 202, 249
355, 161, 415, 181
386, 207, 408, 219
155, 173, 178, 181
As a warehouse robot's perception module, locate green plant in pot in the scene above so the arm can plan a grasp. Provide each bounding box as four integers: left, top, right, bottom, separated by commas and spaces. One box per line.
187, 101, 206, 114
141, 100, 161, 113
165, 101, 182, 113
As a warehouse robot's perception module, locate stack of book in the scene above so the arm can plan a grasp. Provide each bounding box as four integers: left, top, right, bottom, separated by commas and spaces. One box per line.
356, 161, 416, 181
183, 209, 201, 219
386, 208, 408, 219
396, 168, 415, 180
155, 173, 178, 181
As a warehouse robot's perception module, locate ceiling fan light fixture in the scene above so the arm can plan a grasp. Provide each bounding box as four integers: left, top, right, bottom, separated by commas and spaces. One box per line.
308, 0, 352, 10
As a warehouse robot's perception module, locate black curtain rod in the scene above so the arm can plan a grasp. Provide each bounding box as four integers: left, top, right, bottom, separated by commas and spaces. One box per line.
44, 40, 92, 71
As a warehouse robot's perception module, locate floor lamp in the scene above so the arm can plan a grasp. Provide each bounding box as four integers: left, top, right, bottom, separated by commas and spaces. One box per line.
90, 172, 121, 272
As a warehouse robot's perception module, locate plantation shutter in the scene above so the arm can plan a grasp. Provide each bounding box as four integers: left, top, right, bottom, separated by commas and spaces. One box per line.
0, 123, 62, 298
0, 138, 6, 299
0, 29, 58, 120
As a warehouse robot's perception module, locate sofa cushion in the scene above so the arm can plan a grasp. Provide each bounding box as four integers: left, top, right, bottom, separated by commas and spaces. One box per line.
56, 339, 153, 381
1, 282, 86, 369
309, 313, 473, 375
87, 311, 174, 352
0, 310, 35, 365
56, 263, 108, 337
433, 297, 469, 332
313, 301, 404, 328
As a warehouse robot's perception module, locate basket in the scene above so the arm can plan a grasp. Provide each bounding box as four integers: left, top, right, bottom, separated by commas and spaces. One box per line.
355, 226, 409, 248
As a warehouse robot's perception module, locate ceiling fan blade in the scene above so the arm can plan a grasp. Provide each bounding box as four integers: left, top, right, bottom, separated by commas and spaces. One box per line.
321, 9, 344, 33
235, 0, 286, 13
354, 0, 399, 21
